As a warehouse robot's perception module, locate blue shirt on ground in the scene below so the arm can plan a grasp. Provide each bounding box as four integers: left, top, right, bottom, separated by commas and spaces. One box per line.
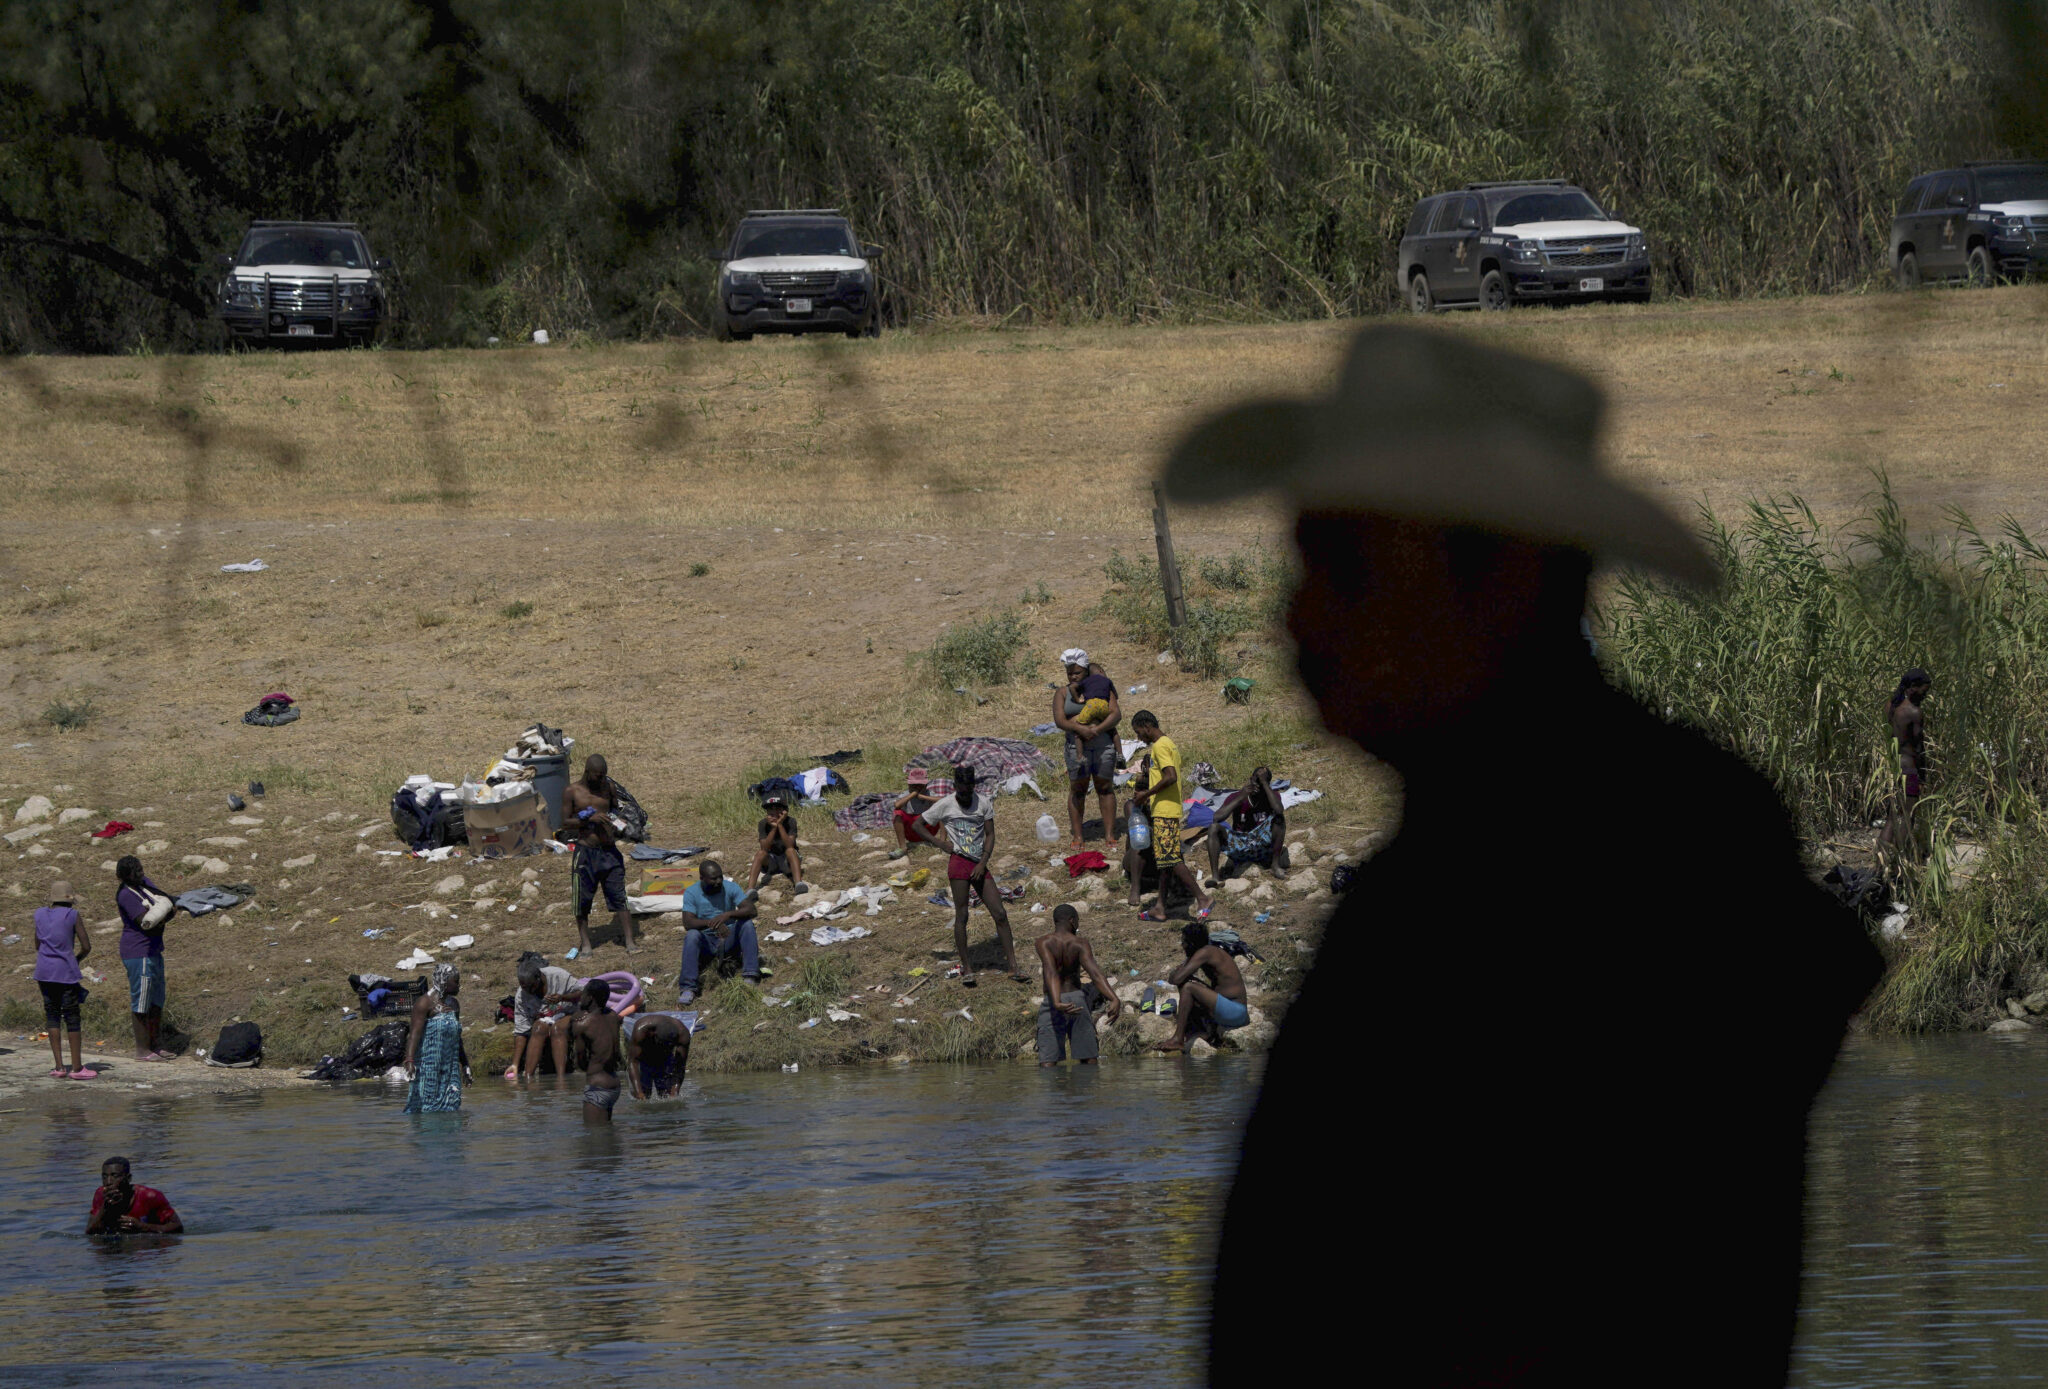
683, 879, 748, 920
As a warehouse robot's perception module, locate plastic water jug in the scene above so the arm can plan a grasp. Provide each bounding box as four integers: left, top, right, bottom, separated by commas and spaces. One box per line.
1035, 813, 1059, 843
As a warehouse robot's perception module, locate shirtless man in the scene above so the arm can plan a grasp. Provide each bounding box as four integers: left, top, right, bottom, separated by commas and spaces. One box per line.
1034, 904, 1122, 1066
1153, 921, 1250, 1054
566, 754, 616, 822
1882, 667, 1932, 860
626, 1013, 691, 1100
573, 812, 637, 955
572, 978, 624, 1123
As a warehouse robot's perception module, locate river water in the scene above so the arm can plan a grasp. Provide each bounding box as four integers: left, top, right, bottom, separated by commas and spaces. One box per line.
9, 1034, 2047, 1385
0, 1061, 1254, 1386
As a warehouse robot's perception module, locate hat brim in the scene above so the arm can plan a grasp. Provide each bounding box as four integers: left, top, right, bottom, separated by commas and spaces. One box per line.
1164, 398, 1718, 590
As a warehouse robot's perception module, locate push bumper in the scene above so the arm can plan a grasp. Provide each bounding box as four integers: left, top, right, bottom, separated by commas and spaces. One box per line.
1507, 256, 1652, 300
223, 307, 381, 342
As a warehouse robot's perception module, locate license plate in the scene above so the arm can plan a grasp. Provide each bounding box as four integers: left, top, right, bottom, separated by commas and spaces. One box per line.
288, 324, 314, 337
1578, 277, 1605, 293
786, 298, 813, 314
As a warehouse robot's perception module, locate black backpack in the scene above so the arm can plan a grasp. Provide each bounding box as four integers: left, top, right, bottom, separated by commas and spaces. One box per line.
1207, 928, 1267, 963
212, 1021, 263, 1067
391, 787, 468, 851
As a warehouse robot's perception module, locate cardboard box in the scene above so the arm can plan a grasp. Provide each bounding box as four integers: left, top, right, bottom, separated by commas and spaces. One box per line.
638, 863, 696, 896
465, 787, 544, 859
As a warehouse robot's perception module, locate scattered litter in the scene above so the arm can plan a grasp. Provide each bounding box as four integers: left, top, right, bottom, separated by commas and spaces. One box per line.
1064, 851, 1109, 877
945, 965, 963, 979
1223, 678, 1255, 704
565, 947, 580, 961
852, 833, 872, 844
1028, 722, 1058, 736
532, 329, 549, 344
438, 934, 475, 951
1030, 903, 1045, 913
957, 1008, 974, 1021
413, 845, 463, 862
628, 844, 707, 862
395, 950, 435, 970
1278, 787, 1323, 809
908, 968, 929, 978
927, 893, 952, 906
765, 930, 795, 943
1253, 912, 1272, 924
893, 1017, 919, 1025
220, 559, 269, 573
1, 934, 17, 945
782, 1062, 800, 1072
242, 692, 298, 726
1156, 651, 1173, 664
362, 927, 391, 939
1127, 683, 1148, 694
825, 1007, 862, 1023
810, 924, 874, 946
798, 1017, 819, 1030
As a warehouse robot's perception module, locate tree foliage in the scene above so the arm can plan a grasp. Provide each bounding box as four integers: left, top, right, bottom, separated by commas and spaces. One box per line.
0, 0, 2028, 351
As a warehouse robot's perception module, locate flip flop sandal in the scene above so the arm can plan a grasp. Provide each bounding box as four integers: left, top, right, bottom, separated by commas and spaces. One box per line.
67, 1068, 99, 1080
1195, 906, 1214, 921
47, 1067, 67, 1079
141, 1052, 173, 1063
1137, 910, 1171, 922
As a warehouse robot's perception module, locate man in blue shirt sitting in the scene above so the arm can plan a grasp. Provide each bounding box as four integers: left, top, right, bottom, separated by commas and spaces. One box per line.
676, 860, 760, 1005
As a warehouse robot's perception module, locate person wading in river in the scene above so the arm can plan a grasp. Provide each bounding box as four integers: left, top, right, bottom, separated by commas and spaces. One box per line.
86, 1156, 181, 1236
573, 978, 624, 1124
1163, 324, 1881, 1385
1034, 904, 1121, 1066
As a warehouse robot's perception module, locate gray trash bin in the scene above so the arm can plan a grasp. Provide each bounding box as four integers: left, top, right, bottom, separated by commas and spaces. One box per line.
514, 750, 571, 832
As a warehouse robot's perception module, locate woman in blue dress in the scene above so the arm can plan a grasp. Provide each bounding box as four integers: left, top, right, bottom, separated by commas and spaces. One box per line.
403, 964, 465, 1113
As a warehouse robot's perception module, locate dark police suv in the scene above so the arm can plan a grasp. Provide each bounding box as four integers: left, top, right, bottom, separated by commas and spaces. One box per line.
1890, 162, 2048, 288
217, 221, 389, 347
712, 209, 882, 341
1397, 181, 1649, 312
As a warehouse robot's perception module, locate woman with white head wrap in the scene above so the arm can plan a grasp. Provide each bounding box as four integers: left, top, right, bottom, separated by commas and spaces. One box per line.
1052, 646, 1121, 853
402, 963, 465, 1113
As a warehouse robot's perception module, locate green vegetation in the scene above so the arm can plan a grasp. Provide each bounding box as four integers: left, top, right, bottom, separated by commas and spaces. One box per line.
1596, 481, 2048, 1032
41, 694, 95, 731
2, 1, 2033, 351
500, 600, 534, 619
919, 607, 1035, 688
1091, 547, 1287, 678
689, 563, 712, 578
415, 610, 448, 630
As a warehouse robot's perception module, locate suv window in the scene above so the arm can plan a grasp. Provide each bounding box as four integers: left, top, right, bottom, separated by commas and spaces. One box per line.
1975, 166, 2048, 203
1898, 180, 1930, 215
1932, 175, 1968, 209
1491, 190, 1604, 225
1427, 200, 1462, 234
1405, 199, 1438, 238
238, 228, 367, 268
732, 223, 855, 258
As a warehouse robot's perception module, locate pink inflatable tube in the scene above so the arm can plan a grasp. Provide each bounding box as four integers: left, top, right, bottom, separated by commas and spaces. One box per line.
574, 971, 644, 1015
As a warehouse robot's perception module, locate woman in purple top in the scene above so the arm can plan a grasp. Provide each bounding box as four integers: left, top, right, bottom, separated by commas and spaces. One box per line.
114, 856, 171, 1062
34, 881, 95, 1080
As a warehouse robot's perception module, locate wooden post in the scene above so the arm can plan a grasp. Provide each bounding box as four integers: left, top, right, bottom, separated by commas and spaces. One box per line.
1152, 481, 1188, 629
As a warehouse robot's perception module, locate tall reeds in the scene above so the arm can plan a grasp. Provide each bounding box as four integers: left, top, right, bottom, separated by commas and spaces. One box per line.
1596, 479, 2048, 1030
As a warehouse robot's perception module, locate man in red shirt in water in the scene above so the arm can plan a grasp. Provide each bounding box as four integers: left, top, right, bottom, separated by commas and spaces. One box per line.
86, 1155, 182, 1235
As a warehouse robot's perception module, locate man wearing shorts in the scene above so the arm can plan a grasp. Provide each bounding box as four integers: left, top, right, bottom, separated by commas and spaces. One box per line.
1034, 904, 1122, 1066
572, 978, 623, 1123
573, 813, 636, 955
920, 764, 1024, 987
625, 1012, 691, 1099
1052, 648, 1121, 853
1127, 710, 1213, 919
1153, 921, 1250, 1054
1207, 766, 1291, 882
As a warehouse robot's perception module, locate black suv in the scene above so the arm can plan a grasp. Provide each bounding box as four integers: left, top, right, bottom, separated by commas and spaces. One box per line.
713, 209, 882, 341
217, 221, 388, 347
1397, 181, 1649, 312
1890, 162, 2048, 288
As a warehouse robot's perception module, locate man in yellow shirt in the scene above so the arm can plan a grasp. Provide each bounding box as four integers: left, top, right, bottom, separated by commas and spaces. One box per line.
1128, 710, 1212, 919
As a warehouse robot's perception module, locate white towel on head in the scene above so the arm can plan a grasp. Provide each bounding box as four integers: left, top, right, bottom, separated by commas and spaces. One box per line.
1059, 647, 1088, 667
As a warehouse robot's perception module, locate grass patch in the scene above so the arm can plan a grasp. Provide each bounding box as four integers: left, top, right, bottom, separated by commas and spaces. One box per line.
918, 607, 1034, 687
415, 610, 449, 629
42, 694, 96, 731
1596, 477, 2048, 1032
500, 600, 534, 619
689, 562, 710, 577
1090, 546, 1289, 678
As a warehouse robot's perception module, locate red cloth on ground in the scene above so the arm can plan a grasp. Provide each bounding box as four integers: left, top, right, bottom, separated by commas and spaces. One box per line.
91, 821, 135, 839
260, 692, 293, 705
1064, 851, 1109, 877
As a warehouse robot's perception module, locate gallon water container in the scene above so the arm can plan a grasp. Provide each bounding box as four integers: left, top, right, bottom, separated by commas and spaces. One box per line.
1035, 814, 1059, 843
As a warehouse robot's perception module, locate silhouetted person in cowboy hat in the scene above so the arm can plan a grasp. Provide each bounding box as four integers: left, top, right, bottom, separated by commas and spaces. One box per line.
1164, 325, 1880, 1387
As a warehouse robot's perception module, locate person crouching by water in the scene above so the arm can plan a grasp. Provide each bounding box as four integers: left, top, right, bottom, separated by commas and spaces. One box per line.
87, 1156, 182, 1236
572, 979, 624, 1123
920, 763, 1024, 987
1151, 921, 1249, 1055
113, 855, 172, 1063
402, 964, 465, 1113
626, 1012, 690, 1101
573, 810, 637, 956
36, 880, 96, 1080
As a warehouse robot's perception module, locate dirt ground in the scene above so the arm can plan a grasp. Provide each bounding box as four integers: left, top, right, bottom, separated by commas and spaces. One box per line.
4, 289, 2045, 1097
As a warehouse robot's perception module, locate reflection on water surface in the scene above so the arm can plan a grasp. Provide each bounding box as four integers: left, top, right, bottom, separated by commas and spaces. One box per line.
0, 1061, 1256, 1385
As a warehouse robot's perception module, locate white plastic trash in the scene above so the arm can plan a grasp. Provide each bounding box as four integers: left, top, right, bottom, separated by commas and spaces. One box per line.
532, 329, 549, 344
1035, 814, 1059, 843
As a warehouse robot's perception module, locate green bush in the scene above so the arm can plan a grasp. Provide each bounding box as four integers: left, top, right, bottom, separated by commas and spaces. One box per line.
919, 608, 1034, 687
1091, 548, 1285, 678
500, 600, 534, 619
42, 695, 95, 731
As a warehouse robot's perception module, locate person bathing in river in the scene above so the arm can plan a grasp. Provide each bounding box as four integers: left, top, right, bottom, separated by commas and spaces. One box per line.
626, 1012, 691, 1100
1152, 921, 1249, 1054
1035, 904, 1122, 1066
573, 978, 624, 1123
1052, 648, 1121, 854
86, 1156, 181, 1236
511, 957, 580, 1081
403, 964, 465, 1113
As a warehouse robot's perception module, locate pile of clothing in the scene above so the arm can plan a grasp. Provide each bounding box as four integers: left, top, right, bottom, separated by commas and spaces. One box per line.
391, 780, 467, 852
302, 1020, 411, 1081
176, 884, 249, 916
748, 766, 852, 806
242, 692, 298, 726
906, 737, 1055, 800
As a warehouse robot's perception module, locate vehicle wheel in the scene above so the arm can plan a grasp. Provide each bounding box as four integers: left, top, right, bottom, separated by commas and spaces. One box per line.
1968, 245, 1996, 287
862, 308, 882, 340
1895, 251, 1919, 290
1480, 270, 1512, 312
1408, 272, 1434, 315
712, 311, 733, 343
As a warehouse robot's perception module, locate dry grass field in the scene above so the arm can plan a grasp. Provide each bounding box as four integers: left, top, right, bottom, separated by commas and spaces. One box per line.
2, 287, 2045, 1091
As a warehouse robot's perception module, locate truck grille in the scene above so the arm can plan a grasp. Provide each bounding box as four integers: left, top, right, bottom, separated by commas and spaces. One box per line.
759, 271, 838, 294
1541, 236, 1630, 268
265, 280, 337, 312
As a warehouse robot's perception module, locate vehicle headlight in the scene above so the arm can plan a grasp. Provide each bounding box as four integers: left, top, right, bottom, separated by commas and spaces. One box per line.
1626, 233, 1646, 256
727, 271, 760, 289
1994, 215, 2026, 235
228, 281, 262, 308
1508, 239, 1541, 262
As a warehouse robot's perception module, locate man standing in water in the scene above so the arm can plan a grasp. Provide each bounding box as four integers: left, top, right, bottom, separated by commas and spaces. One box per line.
625, 1012, 691, 1100
1164, 326, 1880, 1383
572, 979, 623, 1124
1883, 667, 1932, 860
86, 1156, 182, 1235
1034, 904, 1121, 1066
